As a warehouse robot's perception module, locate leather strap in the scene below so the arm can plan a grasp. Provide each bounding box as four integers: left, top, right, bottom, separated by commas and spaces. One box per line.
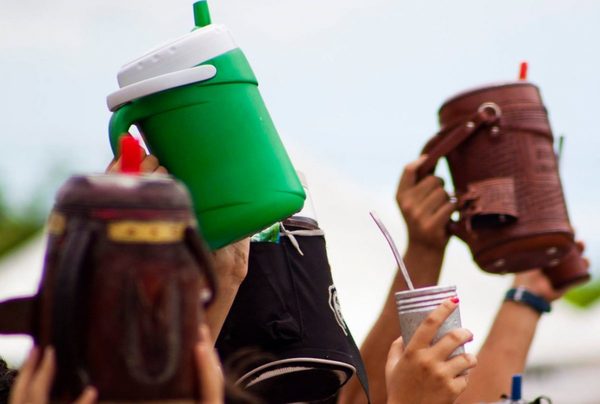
458, 177, 518, 232
541, 242, 590, 289
0, 296, 35, 336
417, 103, 550, 180
417, 105, 501, 180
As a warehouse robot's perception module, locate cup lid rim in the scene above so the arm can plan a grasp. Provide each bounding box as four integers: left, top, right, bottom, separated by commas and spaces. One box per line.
395, 285, 457, 300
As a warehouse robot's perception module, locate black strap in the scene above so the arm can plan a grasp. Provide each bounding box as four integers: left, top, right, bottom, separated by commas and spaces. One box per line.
345, 331, 371, 403
52, 217, 96, 396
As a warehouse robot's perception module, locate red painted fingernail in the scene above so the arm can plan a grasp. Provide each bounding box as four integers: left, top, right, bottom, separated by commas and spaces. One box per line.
451, 297, 460, 304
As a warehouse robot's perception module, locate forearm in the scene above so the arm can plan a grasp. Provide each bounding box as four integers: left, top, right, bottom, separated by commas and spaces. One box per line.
340, 243, 445, 404
204, 277, 243, 344
457, 301, 540, 403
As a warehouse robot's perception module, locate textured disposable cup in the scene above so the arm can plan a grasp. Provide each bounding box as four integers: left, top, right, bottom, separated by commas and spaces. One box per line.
395, 285, 464, 358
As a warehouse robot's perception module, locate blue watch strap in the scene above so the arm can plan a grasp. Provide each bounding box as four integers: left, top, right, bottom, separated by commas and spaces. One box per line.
505, 287, 551, 314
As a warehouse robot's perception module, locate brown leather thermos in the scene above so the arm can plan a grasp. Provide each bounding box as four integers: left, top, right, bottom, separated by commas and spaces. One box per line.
417, 82, 588, 288
0, 173, 216, 402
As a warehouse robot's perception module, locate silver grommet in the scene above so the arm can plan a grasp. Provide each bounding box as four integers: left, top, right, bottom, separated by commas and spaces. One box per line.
548, 259, 561, 267
493, 258, 506, 268
478, 102, 502, 119
546, 247, 558, 256
490, 126, 500, 136
466, 121, 475, 129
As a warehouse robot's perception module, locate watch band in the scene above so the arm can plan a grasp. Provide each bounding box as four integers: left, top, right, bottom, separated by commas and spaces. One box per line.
505, 287, 552, 314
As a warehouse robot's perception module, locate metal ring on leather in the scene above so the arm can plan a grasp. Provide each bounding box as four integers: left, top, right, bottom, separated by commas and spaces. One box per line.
478, 102, 502, 121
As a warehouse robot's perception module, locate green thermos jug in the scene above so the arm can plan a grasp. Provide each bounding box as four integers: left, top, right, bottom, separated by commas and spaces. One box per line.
107, 1, 305, 249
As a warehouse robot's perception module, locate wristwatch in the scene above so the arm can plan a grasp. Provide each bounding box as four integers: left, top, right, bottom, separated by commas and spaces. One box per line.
504, 287, 552, 314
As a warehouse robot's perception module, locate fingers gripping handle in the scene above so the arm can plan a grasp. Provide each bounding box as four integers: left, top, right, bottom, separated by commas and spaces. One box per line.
415, 106, 502, 238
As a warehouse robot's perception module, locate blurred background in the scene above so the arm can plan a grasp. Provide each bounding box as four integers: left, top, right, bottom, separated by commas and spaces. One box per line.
1, 0, 599, 402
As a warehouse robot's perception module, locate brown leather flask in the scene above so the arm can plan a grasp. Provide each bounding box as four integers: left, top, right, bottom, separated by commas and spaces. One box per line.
418, 82, 588, 288
0, 174, 216, 402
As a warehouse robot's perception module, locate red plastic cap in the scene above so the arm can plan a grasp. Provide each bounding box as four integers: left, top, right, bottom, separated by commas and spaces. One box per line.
120, 134, 142, 174
519, 61, 528, 80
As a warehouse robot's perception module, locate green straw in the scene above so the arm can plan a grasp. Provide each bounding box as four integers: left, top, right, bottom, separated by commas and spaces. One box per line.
193, 1, 211, 28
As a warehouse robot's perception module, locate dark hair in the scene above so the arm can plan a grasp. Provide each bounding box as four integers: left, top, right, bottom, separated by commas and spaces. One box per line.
0, 357, 18, 404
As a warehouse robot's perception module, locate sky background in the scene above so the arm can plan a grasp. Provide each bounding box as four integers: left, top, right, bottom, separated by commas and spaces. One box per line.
1, 0, 599, 257
2, 1, 600, 399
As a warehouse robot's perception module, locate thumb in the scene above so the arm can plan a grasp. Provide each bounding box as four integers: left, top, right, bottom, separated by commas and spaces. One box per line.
196, 325, 224, 403
385, 337, 405, 378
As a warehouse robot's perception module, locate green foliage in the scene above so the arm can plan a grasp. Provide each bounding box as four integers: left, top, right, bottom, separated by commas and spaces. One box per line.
0, 162, 72, 260
564, 278, 600, 308
0, 187, 44, 260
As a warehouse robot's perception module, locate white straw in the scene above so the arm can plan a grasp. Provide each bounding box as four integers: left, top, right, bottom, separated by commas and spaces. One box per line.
369, 211, 415, 290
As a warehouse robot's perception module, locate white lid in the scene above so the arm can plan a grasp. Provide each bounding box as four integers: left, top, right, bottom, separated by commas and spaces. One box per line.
117, 24, 237, 87
107, 64, 217, 111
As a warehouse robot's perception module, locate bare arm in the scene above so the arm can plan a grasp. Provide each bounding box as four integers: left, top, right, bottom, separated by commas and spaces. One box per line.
343, 245, 445, 404
456, 299, 539, 403
204, 238, 249, 342
457, 251, 588, 404
340, 156, 455, 404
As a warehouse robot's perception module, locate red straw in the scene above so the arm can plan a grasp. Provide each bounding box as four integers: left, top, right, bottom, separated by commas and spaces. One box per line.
120, 134, 142, 174
519, 61, 528, 80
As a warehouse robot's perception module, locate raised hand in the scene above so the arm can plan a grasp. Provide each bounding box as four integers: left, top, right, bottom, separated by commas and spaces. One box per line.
514, 240, 589, 302
385, 300, 476, 404
195, 325, 225, 404
10, 347, 97, 404
396, 155, 456, 254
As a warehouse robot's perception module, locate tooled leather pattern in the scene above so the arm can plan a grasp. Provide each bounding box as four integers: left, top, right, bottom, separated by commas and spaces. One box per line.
447, 113, 571, 252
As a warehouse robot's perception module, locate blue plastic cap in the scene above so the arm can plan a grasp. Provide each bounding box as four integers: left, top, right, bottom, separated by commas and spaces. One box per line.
511, 374, 522, 400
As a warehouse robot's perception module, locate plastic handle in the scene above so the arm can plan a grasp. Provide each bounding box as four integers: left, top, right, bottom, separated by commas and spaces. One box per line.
107, 65, 218, 156
109, 104, 143, 156
107, 64, 217, 111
